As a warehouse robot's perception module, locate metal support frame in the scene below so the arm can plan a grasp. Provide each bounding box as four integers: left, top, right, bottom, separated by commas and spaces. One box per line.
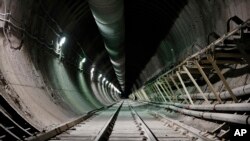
151, 85, 161, 101
141, 89, 150, 101
169, 76, 189, 103
157, 81, 172, 102
162, 82, 175, 102
135, 19, 249, 105
154, 83, 167, 102
182, 65, 209, 103
137, 91, 145, 101
135, 91, 142, 100
163, 79, 177, 101
194, 60, 222, 103
207, 55, 238, 103
150, 85, 156, 101
145, 88, 153, 101
176, 72, 194, 105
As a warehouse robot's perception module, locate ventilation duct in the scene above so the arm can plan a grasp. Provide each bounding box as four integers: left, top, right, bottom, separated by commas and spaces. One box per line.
88, 0, 125, 91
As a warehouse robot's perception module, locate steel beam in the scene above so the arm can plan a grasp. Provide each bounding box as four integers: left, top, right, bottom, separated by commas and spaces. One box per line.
157, 81, 172, 102
194, 60, 222, 103
176, 72, 194, 105
207, 55, 238, 103
169, 76, 189, 103
182, 65, 209, 103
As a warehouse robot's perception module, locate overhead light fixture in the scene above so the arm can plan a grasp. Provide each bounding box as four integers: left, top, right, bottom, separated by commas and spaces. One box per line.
59, 36, 66, 46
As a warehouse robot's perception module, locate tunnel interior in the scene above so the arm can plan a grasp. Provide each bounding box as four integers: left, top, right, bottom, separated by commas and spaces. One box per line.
0, 0, 250, 140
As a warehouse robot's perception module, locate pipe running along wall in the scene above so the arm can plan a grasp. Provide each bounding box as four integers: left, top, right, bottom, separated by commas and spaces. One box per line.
88, 0, 125, 91
148, 101, 250, 112
179, 84, 250, 100
146, 102, 250, 125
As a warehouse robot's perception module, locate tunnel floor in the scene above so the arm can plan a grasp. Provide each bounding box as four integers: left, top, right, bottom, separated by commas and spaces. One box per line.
22, 100, 219, 141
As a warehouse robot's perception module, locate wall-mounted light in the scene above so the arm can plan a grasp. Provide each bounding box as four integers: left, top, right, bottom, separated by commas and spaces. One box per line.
59, 36, 66, 46
105, 81, 109, 85
102, 77, 106, 83
91, 67, 95, 73
98, 74, 102, 79
79, 58, 86, 70
90, 67, 95, 80
56, 36, 66, 56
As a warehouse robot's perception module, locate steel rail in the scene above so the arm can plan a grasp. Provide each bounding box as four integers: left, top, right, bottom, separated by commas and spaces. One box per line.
94, 101, 123, 141
26, 104, 116, 141
129, 104, 158, 141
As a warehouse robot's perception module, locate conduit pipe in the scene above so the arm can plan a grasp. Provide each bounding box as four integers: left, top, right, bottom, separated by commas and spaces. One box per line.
148, 101, 250, 112
88, 0, 125, 91
152, 104, 250, 125
179, 84, 250, 100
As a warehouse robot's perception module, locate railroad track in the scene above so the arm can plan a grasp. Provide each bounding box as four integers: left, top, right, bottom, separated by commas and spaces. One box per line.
25, 100, 219, 141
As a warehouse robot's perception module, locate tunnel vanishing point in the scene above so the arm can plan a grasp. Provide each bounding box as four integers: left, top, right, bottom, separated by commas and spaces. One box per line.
0, 0, 250, 140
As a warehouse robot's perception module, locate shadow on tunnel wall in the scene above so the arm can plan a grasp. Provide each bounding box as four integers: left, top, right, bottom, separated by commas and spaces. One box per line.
31, 45, 105, 114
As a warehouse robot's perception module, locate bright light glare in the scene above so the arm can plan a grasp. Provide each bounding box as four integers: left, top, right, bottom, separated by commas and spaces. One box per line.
102, 77, 106, 82
79, 58, 86, 69
81, 58, 86, 63
90, 67, 95, 80
91, 67, 95, 73
59, 36, 66, 46
98, 74, 102, 79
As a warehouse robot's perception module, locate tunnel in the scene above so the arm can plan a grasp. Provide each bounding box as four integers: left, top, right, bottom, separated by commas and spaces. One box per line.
0, 0, 250, 140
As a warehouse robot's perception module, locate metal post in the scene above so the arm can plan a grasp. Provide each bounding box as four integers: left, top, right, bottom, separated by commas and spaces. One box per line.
163, 79, 177, 102
137, 91, 145, 101
139, 90, 147, 101
141, 89, 150, 101
144, 87, 153, 101
132, 94, 135, 100
182, 65, 209, 103
176, 71, 194, 105
157, 81, 173, 102
135, 91, 142, 101
194, 60, 222, 103
151, 85, 161, 102
154, 83, 167, 102
207, 55, 238, 103
150, 86, 159, 102
170, 76, 189, 104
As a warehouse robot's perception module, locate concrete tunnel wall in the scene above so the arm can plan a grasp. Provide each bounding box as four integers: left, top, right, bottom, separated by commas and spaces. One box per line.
0, 33, 118, 130
0, 0, 118, 131
0, 0, 250, 132
139, 0, 250, 85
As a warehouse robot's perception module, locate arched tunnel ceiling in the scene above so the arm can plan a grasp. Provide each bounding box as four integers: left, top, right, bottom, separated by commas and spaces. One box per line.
1, 0, 250, 133
20, 0, 250, 97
